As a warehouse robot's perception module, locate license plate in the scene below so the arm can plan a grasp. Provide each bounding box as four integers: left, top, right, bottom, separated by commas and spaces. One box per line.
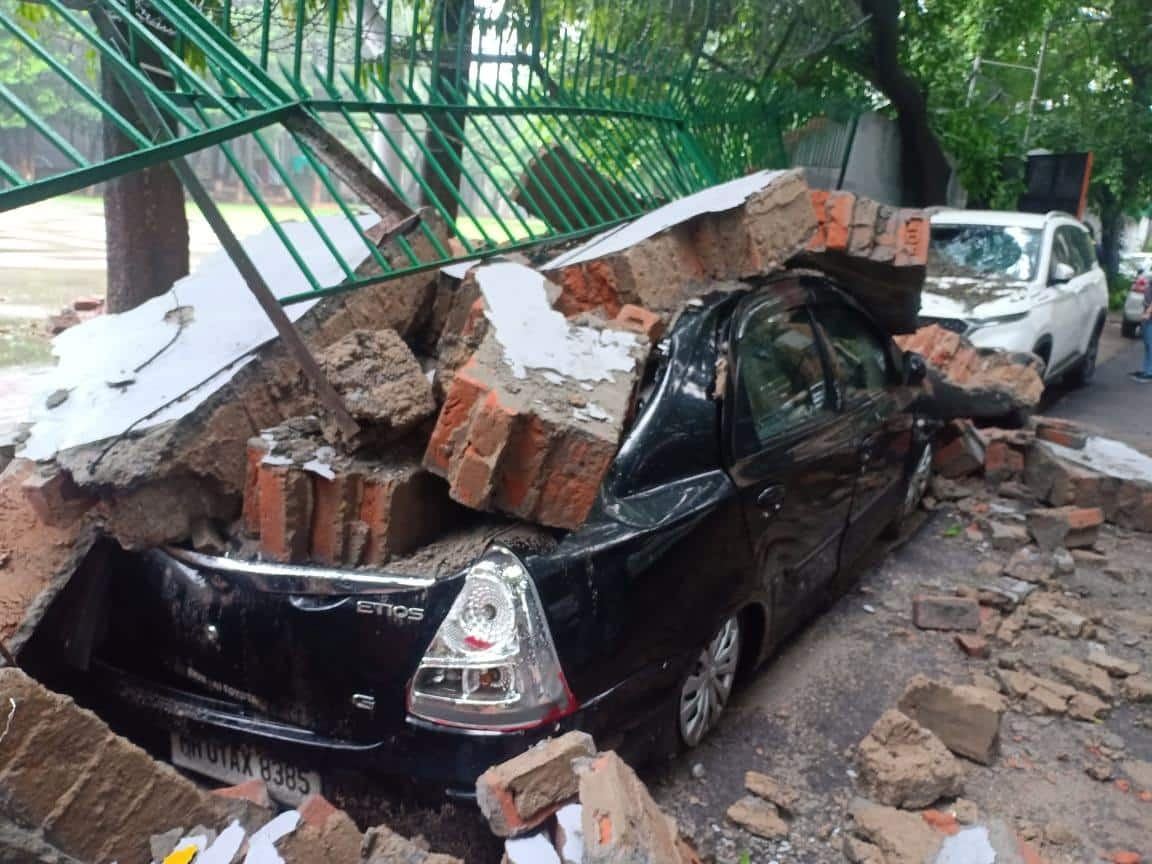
170, 732, 321, 806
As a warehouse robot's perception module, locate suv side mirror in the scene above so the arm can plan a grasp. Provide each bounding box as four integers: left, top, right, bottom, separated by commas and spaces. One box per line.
903, 351, 928, 386
1050, 261, 1075, 284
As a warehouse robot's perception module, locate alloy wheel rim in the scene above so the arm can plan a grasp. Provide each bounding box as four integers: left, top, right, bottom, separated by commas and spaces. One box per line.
904, 444, 933, 517
679, 616, 741, 747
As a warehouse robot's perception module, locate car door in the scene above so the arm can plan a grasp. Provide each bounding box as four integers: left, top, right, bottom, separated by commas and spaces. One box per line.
810, 296, 914, 564
725, 293, 859, 641
1047, 225, 1091, 367
1067, 226, 1108, 347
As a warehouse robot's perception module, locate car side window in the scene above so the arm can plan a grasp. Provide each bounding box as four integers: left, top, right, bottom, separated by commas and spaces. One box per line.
1052, 226, 1090, 276
732, 305, 829, 455
1071, 229, 1098, 273
811, 302, 892, 401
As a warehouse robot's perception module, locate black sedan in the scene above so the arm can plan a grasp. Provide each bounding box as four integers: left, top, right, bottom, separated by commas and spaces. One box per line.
25, 272, 932, 801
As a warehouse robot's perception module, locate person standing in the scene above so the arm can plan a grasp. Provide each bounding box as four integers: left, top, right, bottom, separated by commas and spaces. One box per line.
1132, 270, 1152, 382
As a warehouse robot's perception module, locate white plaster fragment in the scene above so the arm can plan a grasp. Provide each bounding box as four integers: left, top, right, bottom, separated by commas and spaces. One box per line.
474, 262, 640, 383
261, 454, 295, 467
934, 826, 995, 864
544, 170, 787, 269
242, 810, 300, 864
555, 804, 584, 864
573, 403, 611, 423
1043, 436, 1152, 484
302, 459, 336, 481
542, 371, 565, 386
195, 821, 246, 864
504, 832, 561, 864
20, 214, 380, 461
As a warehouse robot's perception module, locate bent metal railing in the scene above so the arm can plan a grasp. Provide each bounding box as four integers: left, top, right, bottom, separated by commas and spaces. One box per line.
0, 0, 817, 305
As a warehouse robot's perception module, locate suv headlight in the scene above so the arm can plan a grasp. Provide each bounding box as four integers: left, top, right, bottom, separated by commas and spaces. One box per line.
407, 547, 577, 730
967, 311, 1030, 330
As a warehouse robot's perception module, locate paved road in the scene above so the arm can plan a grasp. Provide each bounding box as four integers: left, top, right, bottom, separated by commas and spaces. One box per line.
1042, 316, 1152, 454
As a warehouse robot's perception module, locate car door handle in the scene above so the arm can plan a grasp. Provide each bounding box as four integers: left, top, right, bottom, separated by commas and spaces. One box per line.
860, 433, 881, 457
756, 485, 785, 513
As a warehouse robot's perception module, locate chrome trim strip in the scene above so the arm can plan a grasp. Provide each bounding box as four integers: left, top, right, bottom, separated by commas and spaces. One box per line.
163, 546, 435, 594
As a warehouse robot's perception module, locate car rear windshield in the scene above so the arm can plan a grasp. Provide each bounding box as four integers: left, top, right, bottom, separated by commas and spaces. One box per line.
928, 224, 1042, 281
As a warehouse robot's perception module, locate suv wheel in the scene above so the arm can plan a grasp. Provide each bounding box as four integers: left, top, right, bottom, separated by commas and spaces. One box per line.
1067, 323, 1103, 387
677, 615, 741, 748
1122, 320, 1139, 339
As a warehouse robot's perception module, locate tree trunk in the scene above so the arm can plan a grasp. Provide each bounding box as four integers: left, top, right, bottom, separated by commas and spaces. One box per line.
420, 0, 473, 218
854, 0, 953, 207
1096, 185, 1124, 284
100, 42, 189, 313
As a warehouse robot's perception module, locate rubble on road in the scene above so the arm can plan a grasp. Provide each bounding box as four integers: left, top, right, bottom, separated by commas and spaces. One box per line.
474, 735, 701, 864
894, 325, 1045, 420
912, 594, 980, 631
855, 710, 965, 808
896, 676, 1006, 765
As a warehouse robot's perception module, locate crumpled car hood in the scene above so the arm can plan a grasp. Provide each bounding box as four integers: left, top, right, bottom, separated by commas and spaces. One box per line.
920, 276, 1034, 320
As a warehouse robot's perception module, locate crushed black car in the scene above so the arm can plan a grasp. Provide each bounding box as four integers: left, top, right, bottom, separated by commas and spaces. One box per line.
24, 272, 932, 801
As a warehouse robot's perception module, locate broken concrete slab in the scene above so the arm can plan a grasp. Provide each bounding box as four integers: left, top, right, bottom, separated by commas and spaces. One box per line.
744, 770, 800, 814
1026, 506, 1104, 551
425, 262, 648, 530
896, 675, 1006, 765
843, 798, 945, 864
1087, 650, 1141, 678
314, 327, 437, 443
894, 325, 1045, 420
726, 795, 789, 839
0, 667, 269, 864
856, 710, 965, 808
1050, 655, 1114, 701
476, 731, 595, 838
575, 751, 699, 864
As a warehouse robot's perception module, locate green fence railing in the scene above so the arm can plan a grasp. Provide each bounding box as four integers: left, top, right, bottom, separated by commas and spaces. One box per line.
0, 0, 798, 304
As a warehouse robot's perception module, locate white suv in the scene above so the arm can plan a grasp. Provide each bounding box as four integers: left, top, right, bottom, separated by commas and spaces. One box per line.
919, 210, 1109, 386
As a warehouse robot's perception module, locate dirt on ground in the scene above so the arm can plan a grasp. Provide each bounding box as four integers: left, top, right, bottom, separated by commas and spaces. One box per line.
644, 487, 1152, 864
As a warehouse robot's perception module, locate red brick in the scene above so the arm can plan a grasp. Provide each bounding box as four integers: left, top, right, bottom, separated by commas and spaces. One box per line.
258, 465, 313, 563
425, 363, 487, 474
824, 191, 855, 251
309, 471, 362, 565
460, 297, 487, 339
297, 793, 341, 830
614, 304, 665, 343
913, 594, 980, 631
212, 779, 271, 808
807, 189, 829, 251
1033, 416, 1087, 449
493, 414, 551, 513
475, 731, 595, 837
984, 440, 1025, 483
533, 433, 618, 531
849, 197, 879, 255
921, 808, 960, 836
895, 210, 930, 267
1026, 506, 1103, 551
1111, 852, 1141, 864
448, 447, 499, 510
553, 260, 622, 318
469, 392, 518, 460
954, 634, 990, 659
241, 437, 270, 536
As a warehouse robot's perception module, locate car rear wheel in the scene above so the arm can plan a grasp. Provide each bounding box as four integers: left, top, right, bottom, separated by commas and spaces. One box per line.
677, 615, 741, 748
1122, 320, 1139, 339
1067, 323, 1103, 387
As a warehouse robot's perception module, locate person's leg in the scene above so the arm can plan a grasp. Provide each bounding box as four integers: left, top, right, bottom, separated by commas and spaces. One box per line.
1143, 319, 1152, 376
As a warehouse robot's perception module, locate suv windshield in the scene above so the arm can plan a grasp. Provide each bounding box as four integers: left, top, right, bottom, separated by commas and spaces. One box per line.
928, 224, 1042, 282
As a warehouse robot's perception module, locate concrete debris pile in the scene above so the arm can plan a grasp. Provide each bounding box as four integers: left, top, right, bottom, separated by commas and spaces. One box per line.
840, 676, 1051, 864
475, 730, 702, 864
0, 665, 466, 863
0, 168, 945, 654
929, 414, 1152, 534
895, 324, 1046, 420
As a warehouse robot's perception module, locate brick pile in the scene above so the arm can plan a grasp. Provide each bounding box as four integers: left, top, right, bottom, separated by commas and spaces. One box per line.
930, 415, 1152, 534
476, 730, 703, 863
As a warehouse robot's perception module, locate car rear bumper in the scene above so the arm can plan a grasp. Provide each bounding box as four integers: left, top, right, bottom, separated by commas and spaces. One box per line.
88, 660, 660, 798
1124, 295, 1144, 323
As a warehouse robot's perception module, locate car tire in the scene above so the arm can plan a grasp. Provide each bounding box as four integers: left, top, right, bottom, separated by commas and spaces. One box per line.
1122, 320, 1139, 339
675, 614, 741, 749
1067, 322, 1103, 387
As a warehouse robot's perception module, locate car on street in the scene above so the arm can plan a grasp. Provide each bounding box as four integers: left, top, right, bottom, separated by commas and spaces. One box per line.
919, 210, 1109, 384
1120, 252, 1152, 338
25, 272, 934, 800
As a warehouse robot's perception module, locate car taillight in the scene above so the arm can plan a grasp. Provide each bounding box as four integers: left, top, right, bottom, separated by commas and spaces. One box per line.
407, 546, 577, 731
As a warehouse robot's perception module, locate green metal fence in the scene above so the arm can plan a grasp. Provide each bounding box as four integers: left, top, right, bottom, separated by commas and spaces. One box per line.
0, 0, 800, 305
